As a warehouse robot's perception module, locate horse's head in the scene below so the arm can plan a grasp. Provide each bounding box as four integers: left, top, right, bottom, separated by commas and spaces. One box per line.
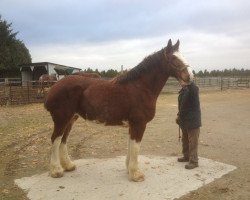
164, 39, 193, 84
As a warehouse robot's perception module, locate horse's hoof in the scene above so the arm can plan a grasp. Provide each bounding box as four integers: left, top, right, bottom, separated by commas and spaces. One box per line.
50, 166, 64, 178
129, 170, 145, 182
63, 162, 76, 172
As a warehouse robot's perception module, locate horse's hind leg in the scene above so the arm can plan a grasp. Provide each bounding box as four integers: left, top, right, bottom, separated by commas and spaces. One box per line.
59, 114, 79, 171
50, 125, 65, 178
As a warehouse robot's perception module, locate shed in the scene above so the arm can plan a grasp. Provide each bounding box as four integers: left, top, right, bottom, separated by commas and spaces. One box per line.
19, 62, 81, 85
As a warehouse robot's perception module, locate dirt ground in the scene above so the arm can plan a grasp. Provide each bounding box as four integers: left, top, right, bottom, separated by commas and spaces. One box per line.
0, 89, 250, 200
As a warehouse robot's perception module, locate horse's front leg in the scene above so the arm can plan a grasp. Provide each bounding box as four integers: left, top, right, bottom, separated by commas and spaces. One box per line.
127, 122, 146, 182
126, 137, 131, 173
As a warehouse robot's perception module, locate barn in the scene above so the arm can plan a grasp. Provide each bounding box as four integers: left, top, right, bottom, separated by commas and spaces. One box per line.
19, 62, 81, 85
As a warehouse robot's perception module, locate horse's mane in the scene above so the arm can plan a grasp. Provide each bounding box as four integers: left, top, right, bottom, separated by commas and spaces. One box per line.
114, 49, 164, 84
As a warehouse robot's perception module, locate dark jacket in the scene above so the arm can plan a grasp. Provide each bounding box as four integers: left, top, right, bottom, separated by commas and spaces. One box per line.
178, 82, 201, 129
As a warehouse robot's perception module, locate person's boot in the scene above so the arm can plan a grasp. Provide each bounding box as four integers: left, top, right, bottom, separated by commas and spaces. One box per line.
185, 162, 198, 169
177, 157, 189, 162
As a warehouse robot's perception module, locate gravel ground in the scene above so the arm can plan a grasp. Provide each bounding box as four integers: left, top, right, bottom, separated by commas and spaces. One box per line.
0, 89, 250, 199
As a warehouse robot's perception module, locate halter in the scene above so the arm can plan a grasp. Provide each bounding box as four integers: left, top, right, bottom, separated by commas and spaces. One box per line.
171, 64, 189, 72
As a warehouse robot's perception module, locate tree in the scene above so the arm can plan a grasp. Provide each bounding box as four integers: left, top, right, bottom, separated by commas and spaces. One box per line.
104, 69, 118, 78
0, 16, 31, 77
196, 70, 204, 77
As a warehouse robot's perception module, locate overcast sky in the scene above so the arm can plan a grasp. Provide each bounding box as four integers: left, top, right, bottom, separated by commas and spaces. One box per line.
1, 0, 250, 71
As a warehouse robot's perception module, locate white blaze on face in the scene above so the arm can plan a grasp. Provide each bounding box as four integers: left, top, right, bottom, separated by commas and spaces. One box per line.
173, 51, 194, 82
173, 51, 189, 66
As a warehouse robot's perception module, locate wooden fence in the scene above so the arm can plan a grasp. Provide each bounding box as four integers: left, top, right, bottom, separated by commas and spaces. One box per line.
0, 77, 249, 105
159, 77, 249, 93
0, 79, 54, 106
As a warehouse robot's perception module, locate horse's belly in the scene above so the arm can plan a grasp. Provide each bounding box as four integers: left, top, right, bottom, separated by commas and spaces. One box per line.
94, 106, 128, 125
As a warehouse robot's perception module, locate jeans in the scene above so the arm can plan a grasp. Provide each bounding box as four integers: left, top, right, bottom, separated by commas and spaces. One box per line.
181, 127, 200, 163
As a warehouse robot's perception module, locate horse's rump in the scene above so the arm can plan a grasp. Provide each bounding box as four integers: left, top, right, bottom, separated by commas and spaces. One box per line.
44, 76, 90, 114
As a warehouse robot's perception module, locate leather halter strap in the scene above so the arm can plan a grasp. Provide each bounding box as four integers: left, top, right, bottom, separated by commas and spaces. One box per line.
171, 64, 189, 72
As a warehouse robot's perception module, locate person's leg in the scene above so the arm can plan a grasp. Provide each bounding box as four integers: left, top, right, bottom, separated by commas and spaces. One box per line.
178, 128, 189, 162
185, 128, 200, 169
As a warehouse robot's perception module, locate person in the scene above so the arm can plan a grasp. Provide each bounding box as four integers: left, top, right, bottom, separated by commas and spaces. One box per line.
176, 80, 201, 169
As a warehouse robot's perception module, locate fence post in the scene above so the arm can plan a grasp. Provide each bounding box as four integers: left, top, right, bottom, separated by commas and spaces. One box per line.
220, 77, 223, 91
7, 84, 11, 106
27, 81, 30, 103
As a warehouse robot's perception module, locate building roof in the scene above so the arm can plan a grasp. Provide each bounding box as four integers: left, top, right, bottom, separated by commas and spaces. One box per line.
19, 62, 81, 70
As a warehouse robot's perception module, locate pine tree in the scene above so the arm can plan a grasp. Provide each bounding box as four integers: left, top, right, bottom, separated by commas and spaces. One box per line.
0, 16, 31, 77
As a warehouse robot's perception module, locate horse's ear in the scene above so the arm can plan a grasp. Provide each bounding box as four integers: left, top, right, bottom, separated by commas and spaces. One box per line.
165, 39, 173, 54
167, 39, 172, 48
173, 40, 180, 51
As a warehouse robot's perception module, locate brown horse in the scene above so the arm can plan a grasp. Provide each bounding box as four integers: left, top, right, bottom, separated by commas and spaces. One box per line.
72, 71, 101, 78
44, 39, 194, 181
38, 74, 57, 96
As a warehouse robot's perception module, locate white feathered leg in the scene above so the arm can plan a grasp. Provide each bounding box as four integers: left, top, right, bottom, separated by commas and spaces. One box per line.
50, 136, 64, 178
128, 139, 145, 182
59, 142, 76, 171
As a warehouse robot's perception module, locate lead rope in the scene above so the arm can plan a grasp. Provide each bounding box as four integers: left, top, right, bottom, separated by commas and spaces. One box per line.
178, 126, 181, 142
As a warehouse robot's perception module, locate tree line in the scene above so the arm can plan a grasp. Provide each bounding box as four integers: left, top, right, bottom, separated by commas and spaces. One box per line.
194, 68, 250, 77
0, 16, 249, 78
0, 16, 31, 77
83, 68, 250, 78
82, 67, 121, 78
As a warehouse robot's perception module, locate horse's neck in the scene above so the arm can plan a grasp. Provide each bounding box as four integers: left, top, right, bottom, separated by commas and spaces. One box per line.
137, 67, 169, 97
